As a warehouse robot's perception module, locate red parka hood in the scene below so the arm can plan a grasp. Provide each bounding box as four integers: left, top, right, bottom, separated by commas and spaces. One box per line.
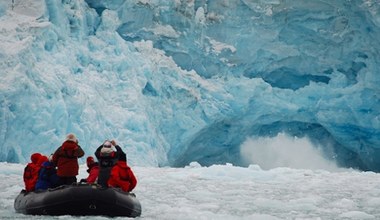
30, 153, 42, 164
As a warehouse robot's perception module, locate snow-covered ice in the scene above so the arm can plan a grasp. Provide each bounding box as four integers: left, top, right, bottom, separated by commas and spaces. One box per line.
1, 162, 380, 220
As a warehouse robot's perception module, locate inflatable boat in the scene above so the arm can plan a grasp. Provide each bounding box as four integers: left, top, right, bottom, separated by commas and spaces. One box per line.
14, 184, 141, 217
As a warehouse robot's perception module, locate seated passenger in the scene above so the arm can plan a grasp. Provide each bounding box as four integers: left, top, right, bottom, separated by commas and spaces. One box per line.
35, 155, 59, 191
23, 153, 42, 192
108, 153, 137, 192
80, 156, 99, 184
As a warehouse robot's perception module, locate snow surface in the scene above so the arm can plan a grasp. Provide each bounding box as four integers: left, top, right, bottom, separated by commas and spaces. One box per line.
1, 162, 380, 220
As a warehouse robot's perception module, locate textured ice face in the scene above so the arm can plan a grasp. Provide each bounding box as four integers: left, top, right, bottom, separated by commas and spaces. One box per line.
1, 0, 379, 171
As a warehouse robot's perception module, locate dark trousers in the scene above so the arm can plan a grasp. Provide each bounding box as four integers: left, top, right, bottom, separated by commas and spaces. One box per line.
57, 176, 77, 186
97, 167, 112, 188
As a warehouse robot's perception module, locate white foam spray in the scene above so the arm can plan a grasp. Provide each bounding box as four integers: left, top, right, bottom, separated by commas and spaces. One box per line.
240, 133, 341, 171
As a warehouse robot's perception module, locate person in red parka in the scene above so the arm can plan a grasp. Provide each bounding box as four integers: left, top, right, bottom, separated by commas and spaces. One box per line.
53, 133, 85, 186
107, 153, 137, 192
80, 156, 99, 184
23, 153, 42, 192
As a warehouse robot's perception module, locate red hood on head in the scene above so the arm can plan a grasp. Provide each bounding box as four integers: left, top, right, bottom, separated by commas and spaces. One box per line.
31, 153, 42, 164
87, 156, 95, 167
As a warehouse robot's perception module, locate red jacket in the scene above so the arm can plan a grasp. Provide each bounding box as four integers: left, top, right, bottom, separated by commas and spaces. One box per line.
108, 161, 137, 192
86, 163, 100, 184
23, 153, 42, 192
53, 141, 84, 177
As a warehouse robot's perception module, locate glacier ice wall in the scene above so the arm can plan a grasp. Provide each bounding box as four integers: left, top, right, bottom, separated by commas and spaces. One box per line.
0, 0, 380, 171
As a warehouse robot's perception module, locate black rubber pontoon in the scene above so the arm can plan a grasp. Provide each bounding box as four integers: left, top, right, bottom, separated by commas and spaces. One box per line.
14, 184, 141, 217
